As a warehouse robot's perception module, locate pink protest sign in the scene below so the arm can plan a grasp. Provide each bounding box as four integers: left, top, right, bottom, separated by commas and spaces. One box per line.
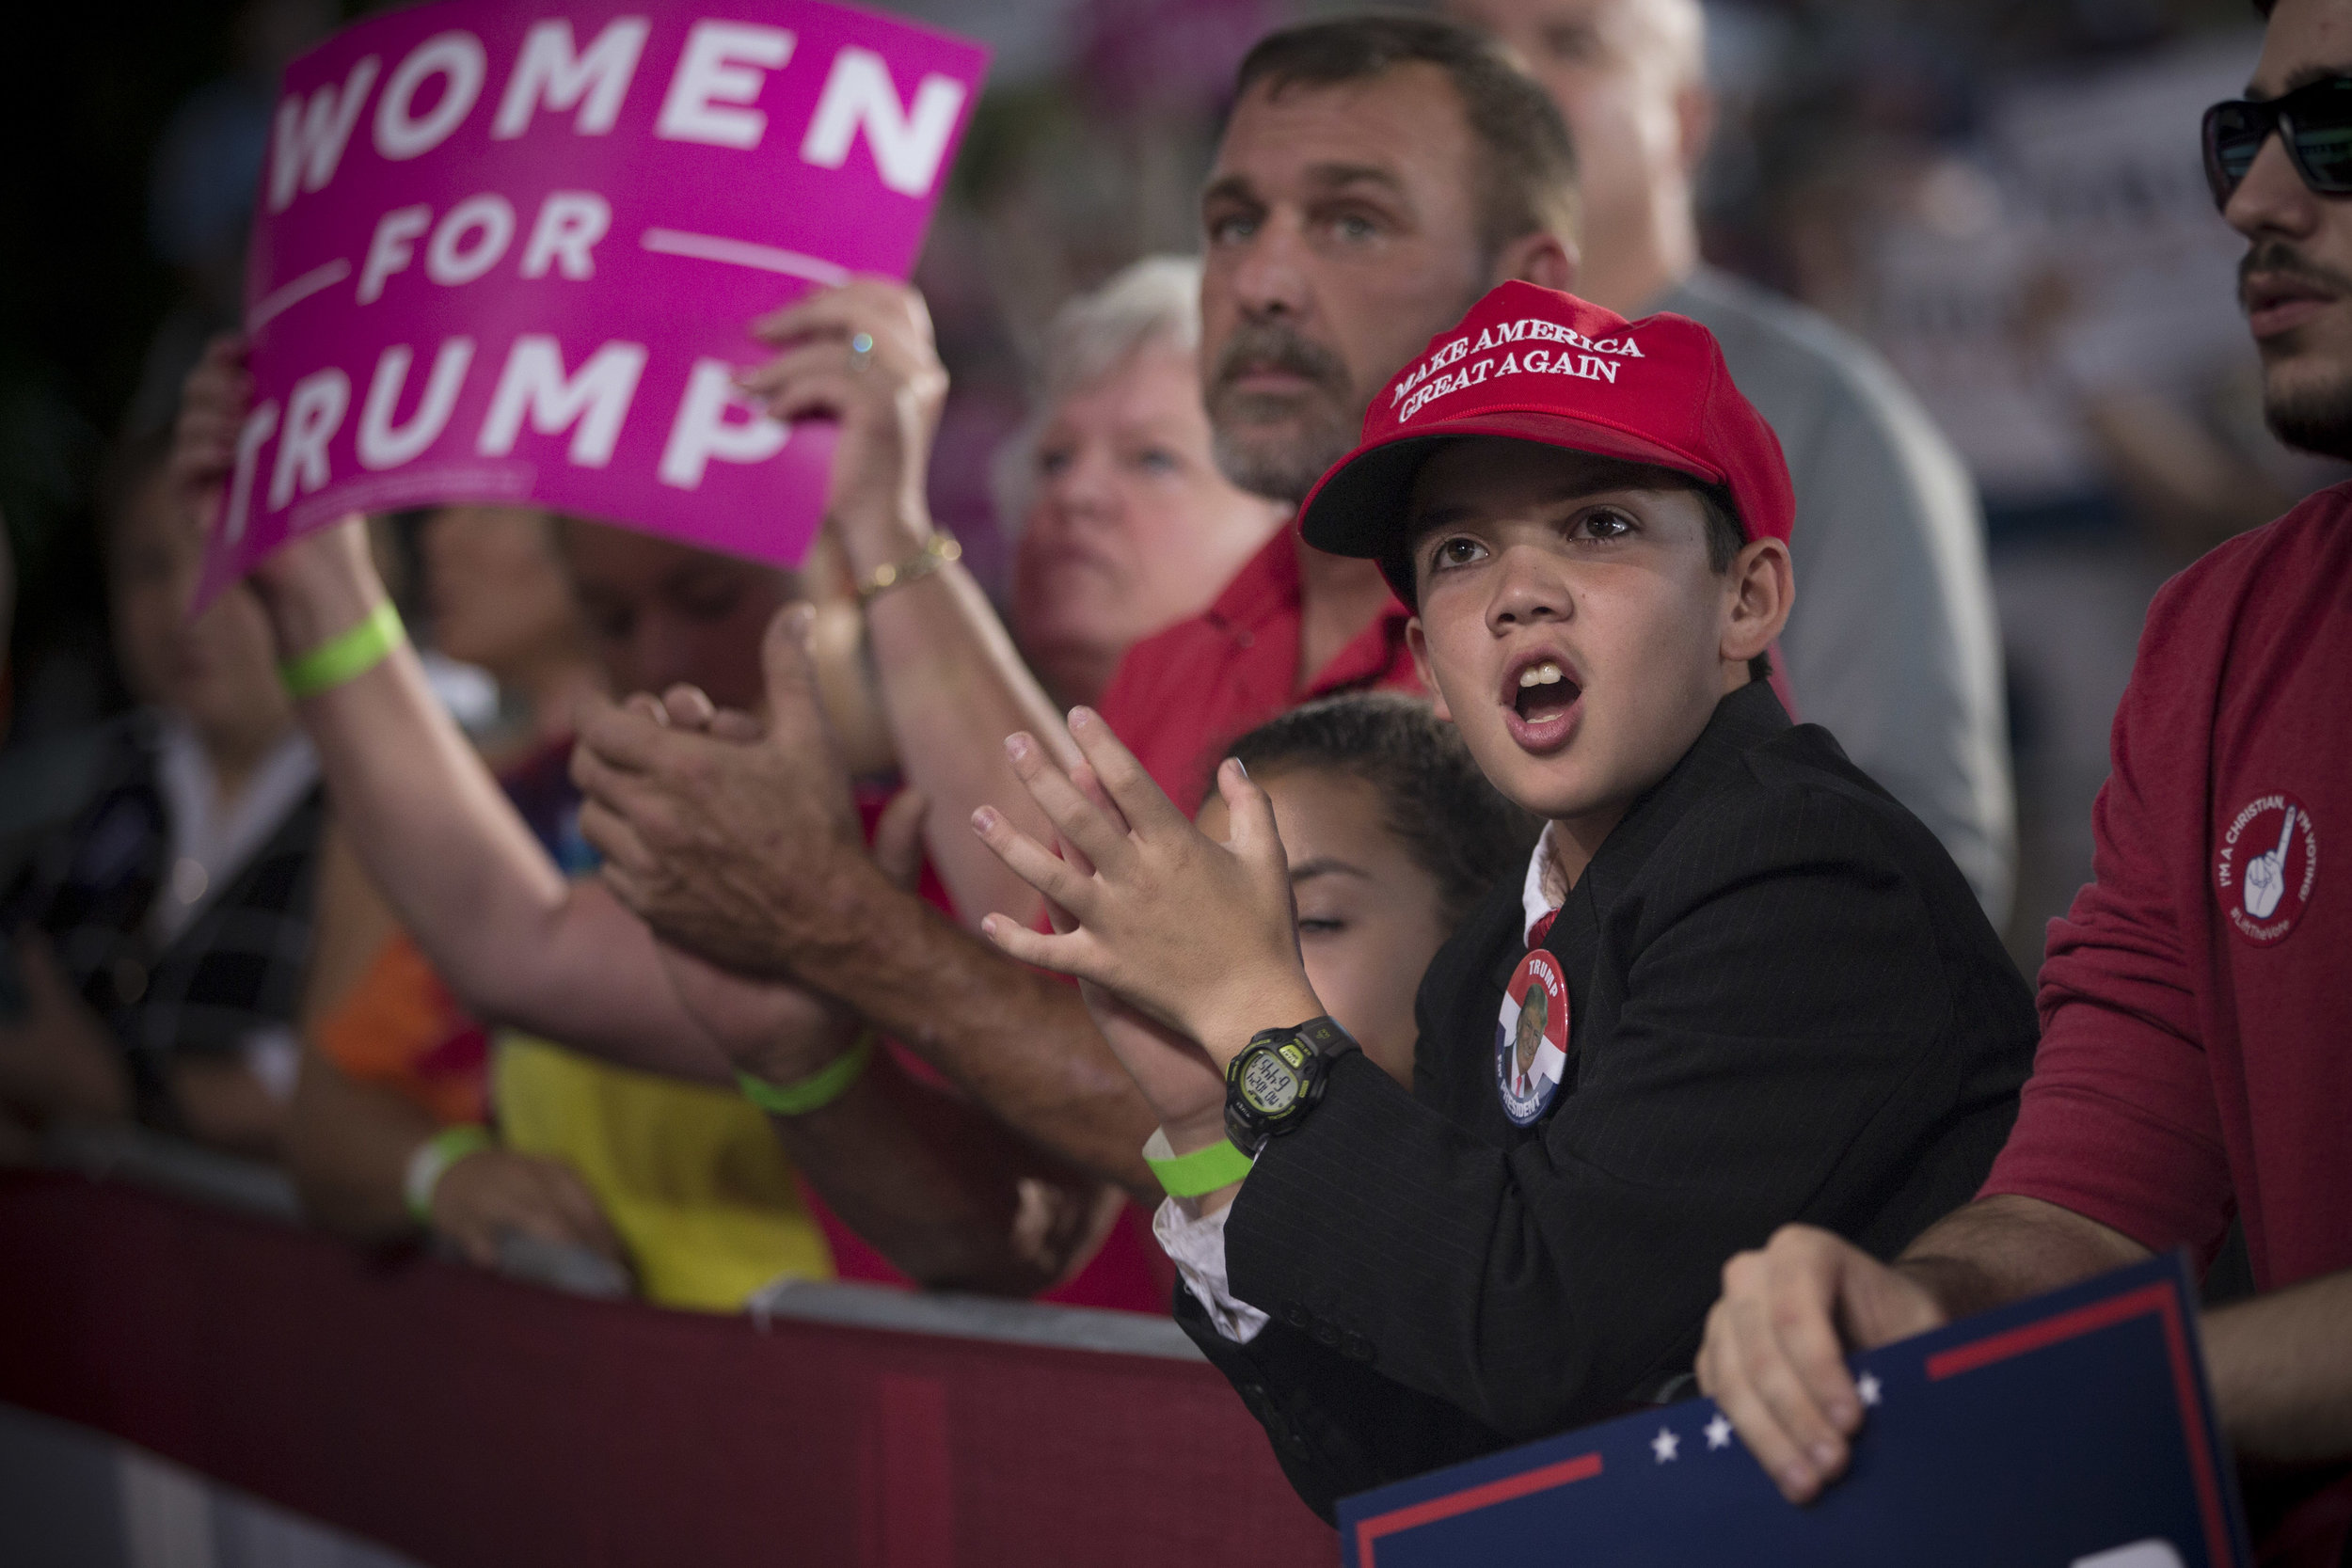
205, 0, 987, 603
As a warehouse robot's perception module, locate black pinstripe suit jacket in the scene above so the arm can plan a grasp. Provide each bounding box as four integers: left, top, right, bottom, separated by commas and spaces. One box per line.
1180, 680, 2037, 1520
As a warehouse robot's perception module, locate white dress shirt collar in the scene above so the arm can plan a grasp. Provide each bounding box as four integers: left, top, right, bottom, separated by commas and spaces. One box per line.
1521, 820, 1568, 947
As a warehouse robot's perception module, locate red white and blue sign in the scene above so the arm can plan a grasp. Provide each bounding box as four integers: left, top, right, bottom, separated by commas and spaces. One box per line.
1338, 1253, 2250, 1567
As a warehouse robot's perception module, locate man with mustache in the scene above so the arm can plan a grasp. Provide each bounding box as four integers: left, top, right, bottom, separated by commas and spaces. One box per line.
1694, 2, 2352, 1558
573, 15, 1579, 1196
1089, 17, 1577, 813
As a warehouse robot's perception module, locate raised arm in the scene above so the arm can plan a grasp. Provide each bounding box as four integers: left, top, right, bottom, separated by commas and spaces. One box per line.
741, 279, 1069, 926
171, 338, 729, 1075
246, 520, 737, 1076
573, 621, 1161, 1196
660, 922, 1121, 1292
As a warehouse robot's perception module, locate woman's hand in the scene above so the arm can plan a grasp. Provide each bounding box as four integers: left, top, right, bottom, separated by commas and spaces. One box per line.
969, 705, 1322, 1072
431, 1146, 628, 1272
244, 515, 385, 660
169, 334, 250, 531
738, 278, 947, 579
167, 331, 382, 652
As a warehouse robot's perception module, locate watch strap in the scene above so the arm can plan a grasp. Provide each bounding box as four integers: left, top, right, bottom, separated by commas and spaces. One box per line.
1142, 1128, 1255, 1197
1223, 1014, 1356, 1153
1289, 1015, 1354, 1058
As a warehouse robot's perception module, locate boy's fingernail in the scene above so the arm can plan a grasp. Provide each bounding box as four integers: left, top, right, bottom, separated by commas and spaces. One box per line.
1069, 705, 1094, 728
1232, 758, 1249, 780
972, 806, 997, 832
1004, 734, 1028, 761
1810, 1442, 1840, 1470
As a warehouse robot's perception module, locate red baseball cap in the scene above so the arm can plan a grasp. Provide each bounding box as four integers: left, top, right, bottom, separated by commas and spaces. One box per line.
1298, 281, 1794, 599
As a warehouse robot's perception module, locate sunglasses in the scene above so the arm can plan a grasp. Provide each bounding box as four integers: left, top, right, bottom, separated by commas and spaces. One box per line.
2204, 75, 2352, 208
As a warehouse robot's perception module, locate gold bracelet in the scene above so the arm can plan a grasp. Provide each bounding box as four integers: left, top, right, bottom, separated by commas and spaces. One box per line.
855, 531, 961, 606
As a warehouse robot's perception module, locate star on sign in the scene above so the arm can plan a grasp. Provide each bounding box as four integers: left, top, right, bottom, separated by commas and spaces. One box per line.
1857, 1372, 1883, 1408
1651, 1427, 1680, 1464
1705, 1413, 1733, 1450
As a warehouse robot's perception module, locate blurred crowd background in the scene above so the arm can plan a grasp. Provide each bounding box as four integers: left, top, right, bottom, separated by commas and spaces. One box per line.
1, 0, 2337, 964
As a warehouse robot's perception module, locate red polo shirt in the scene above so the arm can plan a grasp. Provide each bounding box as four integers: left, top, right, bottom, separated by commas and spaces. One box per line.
1981, 488, 2352, 1565
1097, 523, 1421, 811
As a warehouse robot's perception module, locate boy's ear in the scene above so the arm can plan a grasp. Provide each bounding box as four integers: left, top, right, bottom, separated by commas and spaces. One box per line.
1405, 618, 1451, 721
1492, 230, 1577, 295
1720, 537, 1794, 670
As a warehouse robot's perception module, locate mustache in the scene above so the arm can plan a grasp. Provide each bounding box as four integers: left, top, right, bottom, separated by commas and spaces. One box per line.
2239, 241, 2352, 305
1210, 322, 1351, 397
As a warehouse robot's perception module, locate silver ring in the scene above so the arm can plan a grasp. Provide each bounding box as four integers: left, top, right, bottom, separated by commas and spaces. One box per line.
850, 331, 875, 372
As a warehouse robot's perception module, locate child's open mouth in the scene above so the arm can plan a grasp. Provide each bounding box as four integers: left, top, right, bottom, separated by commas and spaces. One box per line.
1503, 656, 1583, 752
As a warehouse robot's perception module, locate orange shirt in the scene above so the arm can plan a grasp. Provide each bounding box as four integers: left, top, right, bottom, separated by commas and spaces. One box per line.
313, 932, 489, 1126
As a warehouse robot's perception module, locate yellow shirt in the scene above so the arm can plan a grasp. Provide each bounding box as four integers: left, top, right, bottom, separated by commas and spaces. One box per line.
493, 1032, 834, 1310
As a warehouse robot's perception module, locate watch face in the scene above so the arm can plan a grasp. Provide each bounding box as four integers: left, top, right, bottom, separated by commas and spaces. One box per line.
1240, 1049, 1303, 1117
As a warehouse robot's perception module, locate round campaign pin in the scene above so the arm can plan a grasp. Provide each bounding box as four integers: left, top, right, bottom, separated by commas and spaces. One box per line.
1496, 947, 1571, 1126
2216, 790, 2317, 945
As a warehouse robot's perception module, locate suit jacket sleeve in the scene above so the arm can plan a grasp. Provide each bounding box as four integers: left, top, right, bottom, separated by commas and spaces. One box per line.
1220, 780, 1989, 1481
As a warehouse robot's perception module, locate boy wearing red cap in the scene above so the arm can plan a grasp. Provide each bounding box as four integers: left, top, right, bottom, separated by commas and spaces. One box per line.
969, 283, 2036, 1514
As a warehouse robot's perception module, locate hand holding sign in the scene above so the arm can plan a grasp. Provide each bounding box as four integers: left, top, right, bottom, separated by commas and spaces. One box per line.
1346, 1255, 2252, 1568
739, 277, 948, 582
206, 0, 987, 603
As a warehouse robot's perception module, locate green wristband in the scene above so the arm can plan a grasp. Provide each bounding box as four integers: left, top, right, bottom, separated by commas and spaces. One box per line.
738, 1030, 876, 1117
1143, 1128, 1255, 1198
281, 599, 405, 699
404, 1124, 494, 1226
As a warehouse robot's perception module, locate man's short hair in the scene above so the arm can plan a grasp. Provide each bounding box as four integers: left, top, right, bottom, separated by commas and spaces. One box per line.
1226, 691, 1541, 929
1233, 14, 1581, 261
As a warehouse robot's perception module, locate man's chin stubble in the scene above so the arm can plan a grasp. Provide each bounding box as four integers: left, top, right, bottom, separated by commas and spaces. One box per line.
2262, 349, 2352, 462
1210, 410, 1357, 506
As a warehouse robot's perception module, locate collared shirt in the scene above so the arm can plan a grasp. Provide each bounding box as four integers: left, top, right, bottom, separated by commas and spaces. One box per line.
149, 716, 319, 948
1519, 821, 1566, 947
1096, 522, 1420, 812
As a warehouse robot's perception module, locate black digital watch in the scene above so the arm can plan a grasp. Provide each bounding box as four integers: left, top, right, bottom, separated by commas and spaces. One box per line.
1223, 1016, 1357, 1155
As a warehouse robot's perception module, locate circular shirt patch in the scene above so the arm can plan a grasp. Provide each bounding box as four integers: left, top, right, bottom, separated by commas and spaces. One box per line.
1496, 947, 1571, 1126
2217, 791, 2317, 945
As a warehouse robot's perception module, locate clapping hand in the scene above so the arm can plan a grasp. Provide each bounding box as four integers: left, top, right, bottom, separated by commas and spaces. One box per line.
739, 279, 946, 571
1022, 752, 1228, 1150
614, 678, 898, 1089
573, 604, 870, 982
969, 707, 1324, 1090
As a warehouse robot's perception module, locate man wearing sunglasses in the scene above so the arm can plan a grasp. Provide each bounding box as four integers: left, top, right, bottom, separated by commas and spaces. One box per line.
1692, 2, 2352, 1560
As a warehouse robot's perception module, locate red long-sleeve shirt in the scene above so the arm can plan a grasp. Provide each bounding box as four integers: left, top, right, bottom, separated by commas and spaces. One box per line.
1981, 488, 2352, 1563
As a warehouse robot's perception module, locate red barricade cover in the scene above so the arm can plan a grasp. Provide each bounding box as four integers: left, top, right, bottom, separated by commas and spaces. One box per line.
0, 1171, 1334, 1567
